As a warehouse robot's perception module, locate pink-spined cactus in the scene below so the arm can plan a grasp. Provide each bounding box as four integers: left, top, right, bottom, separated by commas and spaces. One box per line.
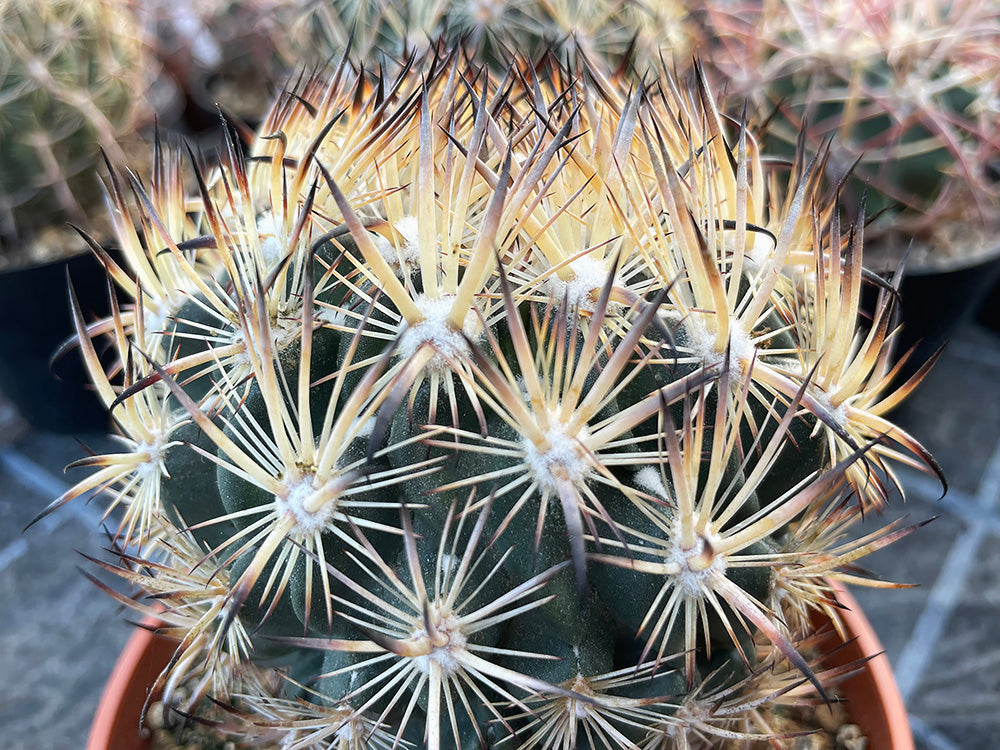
699, 0, 1000, 270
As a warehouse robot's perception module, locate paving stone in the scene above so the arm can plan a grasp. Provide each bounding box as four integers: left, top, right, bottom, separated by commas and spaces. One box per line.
905, 532, 1000, 745
907, 602, 1000, 713
10, 430, 119, 482
915, 718, 1000, 750
0, 521, 133, 750
1, 445, 117, 551
0, 470, 55, 549
847, 505, 963, 668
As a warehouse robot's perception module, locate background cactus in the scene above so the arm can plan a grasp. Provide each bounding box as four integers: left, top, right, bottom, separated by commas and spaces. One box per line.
140, 0, 312, 127
300, 0, 697, 71
695, 0, 1000, 270
40, 42, 942, 750
0, 0, 152, 255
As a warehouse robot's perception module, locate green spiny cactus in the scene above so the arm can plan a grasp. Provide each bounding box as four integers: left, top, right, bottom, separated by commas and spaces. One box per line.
0, 0, 150, 248
39, 49, 942, 749
696, 0, 1000, 269
300, 0, 697, 72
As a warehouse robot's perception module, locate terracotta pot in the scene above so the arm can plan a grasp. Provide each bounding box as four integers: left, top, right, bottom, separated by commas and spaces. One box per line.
818, 582, 914, 750
86, 622, 176, 750
89, 585, 913, 749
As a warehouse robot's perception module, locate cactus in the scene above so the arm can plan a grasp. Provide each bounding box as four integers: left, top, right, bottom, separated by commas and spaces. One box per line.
300, 0, 697, 72
38, 48, 943, 749
696, 0, 1000, 269
0, 0, 151, 248
142, 0, 313, 126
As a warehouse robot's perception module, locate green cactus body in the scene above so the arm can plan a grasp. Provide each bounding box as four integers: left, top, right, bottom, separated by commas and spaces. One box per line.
48, 44, 943, 750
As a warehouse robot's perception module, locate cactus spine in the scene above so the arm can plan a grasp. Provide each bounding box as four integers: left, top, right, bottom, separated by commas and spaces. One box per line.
41, 44, 941, 749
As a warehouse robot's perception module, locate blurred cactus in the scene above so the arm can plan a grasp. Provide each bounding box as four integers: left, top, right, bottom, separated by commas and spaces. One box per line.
301, 0, 697, 71
141, 0, 308, 126
0, 0, 151, 248
136, 0, 700, 137
697, 0, 1000, 269
39, 38, 942, 750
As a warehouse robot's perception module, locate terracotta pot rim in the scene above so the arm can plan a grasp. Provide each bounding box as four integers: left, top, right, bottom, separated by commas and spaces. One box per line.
89, 583, 914, 749
825, 581, 914, 750
86, 621, 175, 750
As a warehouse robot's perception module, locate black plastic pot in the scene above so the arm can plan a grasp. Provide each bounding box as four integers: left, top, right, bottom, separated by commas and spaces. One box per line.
975, 275, 1000, 334
0, 251, 113, 434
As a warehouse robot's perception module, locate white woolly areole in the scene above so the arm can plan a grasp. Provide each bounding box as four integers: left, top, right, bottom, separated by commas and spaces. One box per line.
397, 295, 480, 375
135, 435, 169, 485
732, 230, 777, 277
334, 720, 357, 743
256, 211, 286, 270
141, 283, 204, 345
634, 467, 671, 502
376, 215, 422, 275
229, 310, 301, 372
567, 672, 597, 719
411, 609, 467, 676
274, 477, 339, 537
316, 304, 349, 329
686, 314, 756, 378
522, 420, 593, 493
141, 303, 174, 342
543, 256, 618, 313
667, 532, 727, 598
805, 381, 849, 429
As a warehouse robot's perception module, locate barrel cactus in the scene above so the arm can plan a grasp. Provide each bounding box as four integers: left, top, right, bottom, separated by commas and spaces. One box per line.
39, 48, 941, 749
0, 0, 151, 248
697, 0, 1000, 269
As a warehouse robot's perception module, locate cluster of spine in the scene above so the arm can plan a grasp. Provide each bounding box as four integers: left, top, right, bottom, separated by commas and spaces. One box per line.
0, 0, 150, 244
696, 0, 1000, 265
45, 48, 942, 749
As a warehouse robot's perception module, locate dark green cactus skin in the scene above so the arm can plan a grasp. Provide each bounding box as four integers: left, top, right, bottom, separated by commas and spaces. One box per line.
152, 268, 821, 744
161, 420, 239, 551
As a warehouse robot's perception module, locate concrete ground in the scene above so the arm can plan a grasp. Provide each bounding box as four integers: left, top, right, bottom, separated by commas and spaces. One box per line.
1, 319, 998, 750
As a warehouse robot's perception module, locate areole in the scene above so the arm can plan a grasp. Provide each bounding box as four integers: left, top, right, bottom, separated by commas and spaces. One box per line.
88, 583, 914, 750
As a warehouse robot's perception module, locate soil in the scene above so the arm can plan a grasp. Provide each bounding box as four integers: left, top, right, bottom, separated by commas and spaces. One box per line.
145, 693, 869, 750
721, 701, 868, 750
145, 697, 276, 750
